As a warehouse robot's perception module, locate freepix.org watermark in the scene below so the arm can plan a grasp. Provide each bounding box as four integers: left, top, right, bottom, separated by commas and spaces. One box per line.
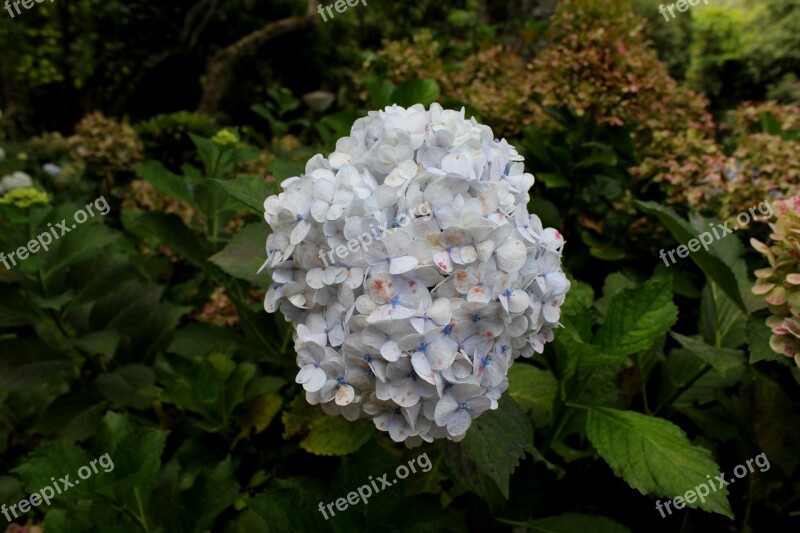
317, 0, 367, 22
659, 0, 709, 22
317, 452, 432, 520
2, 453, 114, 523
655, 452, 770, 518
659, 199, 773, 267
318, 201, 431, 267
0, 196, 110, 271
4, 0, 56, 19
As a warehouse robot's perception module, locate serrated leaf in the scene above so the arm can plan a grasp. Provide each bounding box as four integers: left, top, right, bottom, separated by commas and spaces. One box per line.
135, 160, 196, 206
561, 278, 594, 316
508, 364, 558, 427
214, 175, 273, 213
43, 224, 119, 278
593, 277, 677, 357
12, 442, 92, 497
112, 428, 168, 516
236, 394, 282, 441
281, 394, 320, 439
184, 457, 241, 530
586, 407, 732, 517
699, 281, 747, 349
670, 332, 744, 377
746, 315, 787, 364
300, 416, 373, 456
635, 201, 747, 312
503, 512, 630, 533
248, 488, 331, 530
459, 395, 532, 499
210, 223, 271, 287
122, 211, 209, 266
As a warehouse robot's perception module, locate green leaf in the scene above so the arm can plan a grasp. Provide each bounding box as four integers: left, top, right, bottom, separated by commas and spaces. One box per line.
746, 315, 787, 364
122, 211, 209, 266
214, 175, 272, 213
112, 428, 168, 516
248, 488, 330, 530
508, 364, 558, 427
459, 395, 533, 499
593, 277, 678, 357
392, 78, 441, 107
134, 160, 195, 206
12, 442, 93, 498
502, 512, 630, 533
670, 332, 744, 377
236, 394, 283, 441
209, 223, 271, 287
95, 365, 158, 409
575, 150, 618, 169
0, 283, 38, 327
300, 416, 373, 456
586, 407, 732, 518
70, 330, 120, 358
168, 323, 241, 358
43, 224, 119, 278
364, 76, 396, 109
635, 201, 747, 312
184, 457, 241, 530
536, 172, 571, 189
561, 278, 594, 316
699, 281, 747, 349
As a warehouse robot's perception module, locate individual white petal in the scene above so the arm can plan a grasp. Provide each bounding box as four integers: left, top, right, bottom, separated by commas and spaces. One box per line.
336, 384, 355, 406
303, 367, 327, 392
389, 255, 419, 275
411, 351, 435, 384
295, 365, 316, 385
390, 381, 420, 407
446, 410, 473, 436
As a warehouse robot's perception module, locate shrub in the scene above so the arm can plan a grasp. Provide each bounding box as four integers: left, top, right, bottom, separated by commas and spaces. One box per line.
68, 112, 143, 181
135, 111, 218, 171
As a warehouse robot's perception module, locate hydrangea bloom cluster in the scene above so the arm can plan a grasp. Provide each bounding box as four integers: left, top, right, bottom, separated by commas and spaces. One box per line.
262, 104, 569, 445
752, 195, 800, 366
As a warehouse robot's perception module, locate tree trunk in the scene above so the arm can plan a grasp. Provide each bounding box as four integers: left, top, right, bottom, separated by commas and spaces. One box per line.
198, 0, 319, 115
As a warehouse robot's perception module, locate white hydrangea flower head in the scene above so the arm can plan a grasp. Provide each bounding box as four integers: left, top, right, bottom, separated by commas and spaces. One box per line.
262, 103, 569, 444
0, 171, 33, 195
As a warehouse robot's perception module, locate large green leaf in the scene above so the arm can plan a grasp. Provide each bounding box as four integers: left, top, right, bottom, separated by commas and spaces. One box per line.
214, 175, 273, 214
508, 364, 558, 427
209, 223, 271, 287
746, 315, 787, 364
459, 395, 533, 499
699, 281, 747, 349
586, 407, 732, 517
593, 277, 678, 357
112, 428, 169, 517
122, 211, 209, 266
134, 160, 196, 206
300, 416, 373, 456
42, 224, 119, 278
635, 201, 747, 312
503, 513, 630, 533
0, 284, 39, 327
670, 332, 744, 377
248, 488, 331, 530
392, 78, 441, 107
